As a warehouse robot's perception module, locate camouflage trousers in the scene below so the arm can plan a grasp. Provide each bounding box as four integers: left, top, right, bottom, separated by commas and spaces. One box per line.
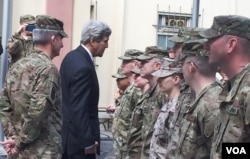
113, 137, 128, 159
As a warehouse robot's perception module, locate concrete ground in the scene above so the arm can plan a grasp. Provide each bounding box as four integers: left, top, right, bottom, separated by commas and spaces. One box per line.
97, 131, 115, 159
98, 111, 115, 159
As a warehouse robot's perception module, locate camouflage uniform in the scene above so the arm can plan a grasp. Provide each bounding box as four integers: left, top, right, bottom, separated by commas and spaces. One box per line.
112, 84, 142, 158
176, 83, 221, 159
199, 15, 250, 159
166, 84, 195, 159
149, 97, 178, 159
125, 83, 166, 159
163, 28, 203, 159
210, 64, 250, 159
148, 58, 182, 159
0, 51, 62, 158
6, 15, 35, 66
111, 68, 127, 108
112, 49, 143, 159
140, 84, 166, 159
174, 39, 222, 159
126, 92, 148, 159
0, 15, 68, 159
135, 46, 168, 159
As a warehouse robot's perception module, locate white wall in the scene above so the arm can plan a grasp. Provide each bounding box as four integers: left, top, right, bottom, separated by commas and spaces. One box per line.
12, 0, 46, 33
200, 0, 250, 27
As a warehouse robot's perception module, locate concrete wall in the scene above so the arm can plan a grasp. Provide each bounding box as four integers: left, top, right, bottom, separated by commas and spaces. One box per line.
11, 0, 46, 32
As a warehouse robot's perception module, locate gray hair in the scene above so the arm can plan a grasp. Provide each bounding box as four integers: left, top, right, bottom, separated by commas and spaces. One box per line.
81, 20, 111, 45
33, 29, 60, 45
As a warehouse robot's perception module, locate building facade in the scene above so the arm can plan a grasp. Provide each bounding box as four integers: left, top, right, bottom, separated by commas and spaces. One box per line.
0, 0, 250, 107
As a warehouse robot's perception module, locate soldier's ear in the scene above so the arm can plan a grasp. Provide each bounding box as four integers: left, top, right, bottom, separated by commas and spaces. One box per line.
50, 35, 56, 43
189, 62, 196, 73
226, 36, 237, 54
51, 35, 59, 46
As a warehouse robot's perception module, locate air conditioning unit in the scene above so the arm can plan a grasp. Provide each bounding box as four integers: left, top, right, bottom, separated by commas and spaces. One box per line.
177, 20, 186, 27
168, 19, 177, 26
168, 19, 186, 27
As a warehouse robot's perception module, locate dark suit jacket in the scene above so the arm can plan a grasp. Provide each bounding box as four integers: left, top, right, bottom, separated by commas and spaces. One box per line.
60, 45, 100, 156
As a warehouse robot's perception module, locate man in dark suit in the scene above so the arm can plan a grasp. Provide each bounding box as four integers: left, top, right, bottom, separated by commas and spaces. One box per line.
60, 20, 112, 159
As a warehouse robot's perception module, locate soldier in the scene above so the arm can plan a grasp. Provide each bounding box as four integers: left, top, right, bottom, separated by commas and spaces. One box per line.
136, 46, 168, 159
0, 15, 67, 158
169, 27, 205, 59
126, 68, 150, 159
6, 14, 36, 66
199, 15, 250, 159
112, 49, 143, 158
131, 68, 150, 94
107, 68, 130, 113
150, 58, 182, 159
166, 27, 204, 159
175, 39, 222, 158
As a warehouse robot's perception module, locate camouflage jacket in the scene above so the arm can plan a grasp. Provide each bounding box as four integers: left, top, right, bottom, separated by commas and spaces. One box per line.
150, 96, 178, 159
166, 85, 195, 159
211, 63, 250, 159
112, 84, 141, 158
126, 90, 149, 159
176, 82, 222, 159
141, 83, 167, 159
0, 50, 62, 158
6, 33, 34, 66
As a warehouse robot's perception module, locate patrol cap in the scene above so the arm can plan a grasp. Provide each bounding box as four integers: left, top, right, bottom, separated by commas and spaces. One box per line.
112, 68, 127, 79
35, 15, 68, 37
118, 49, 143, 60
137, 46, 168, 61
178, 39, 208, 61
169, 27, 205, 43
152, 58, 181, 78
200, 15, 250, 40
20, 14, 35, 24
130, 68, 141, 75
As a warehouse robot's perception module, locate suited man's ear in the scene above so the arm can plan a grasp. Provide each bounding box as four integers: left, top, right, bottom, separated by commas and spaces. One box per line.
90, 37, 96, 44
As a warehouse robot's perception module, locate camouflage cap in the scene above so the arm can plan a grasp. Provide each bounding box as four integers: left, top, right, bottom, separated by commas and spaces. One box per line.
169, 27, 205, 43
178, 39, 208, 61
35, 15, 68, 37
112, 68, 127, 79
130, 68, 141, 75
20, 14, 35, 24
137, 46, 168, 61
152, 58, 181, 77
199, 15, 250, 40
118, 49, 143, 60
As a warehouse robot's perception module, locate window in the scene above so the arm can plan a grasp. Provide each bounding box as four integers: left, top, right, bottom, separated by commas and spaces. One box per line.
156, 12, 192, 49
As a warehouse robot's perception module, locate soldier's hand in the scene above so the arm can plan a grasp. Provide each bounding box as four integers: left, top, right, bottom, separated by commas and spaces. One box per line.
0, 137, 19, 156
106, 104, 115, 113
17, 24, 27, 34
